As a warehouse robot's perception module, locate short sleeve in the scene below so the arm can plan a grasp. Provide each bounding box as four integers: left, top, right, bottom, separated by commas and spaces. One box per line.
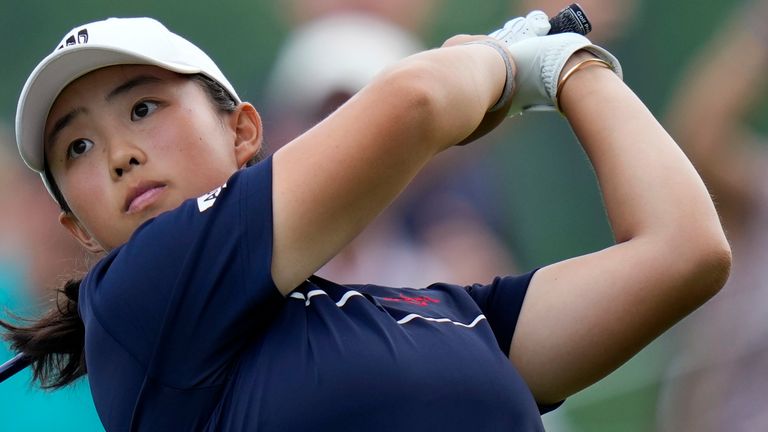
81, 157, 283, 389
465, 269, 564, 414
464, 269, 538, 356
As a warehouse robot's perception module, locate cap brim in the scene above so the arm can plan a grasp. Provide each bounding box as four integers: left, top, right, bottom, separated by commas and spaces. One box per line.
16, 44, 203, 172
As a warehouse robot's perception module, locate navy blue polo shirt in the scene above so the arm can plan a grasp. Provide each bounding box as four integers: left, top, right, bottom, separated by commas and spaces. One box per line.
79, 157, 555, 431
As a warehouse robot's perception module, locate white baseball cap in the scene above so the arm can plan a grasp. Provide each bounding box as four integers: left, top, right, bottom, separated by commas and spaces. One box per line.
15, 17, 240, 196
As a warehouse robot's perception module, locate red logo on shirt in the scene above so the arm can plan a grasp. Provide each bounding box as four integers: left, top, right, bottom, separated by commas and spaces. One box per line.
382, 294, 441, 307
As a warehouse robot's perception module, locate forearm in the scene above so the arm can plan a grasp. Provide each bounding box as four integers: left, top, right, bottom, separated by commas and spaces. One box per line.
560, 59, 728, 276
403, 40, 510, 150
509, 58, 730, 404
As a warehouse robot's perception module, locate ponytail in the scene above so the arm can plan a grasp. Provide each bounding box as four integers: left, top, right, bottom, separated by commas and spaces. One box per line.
1, 278, 86, 389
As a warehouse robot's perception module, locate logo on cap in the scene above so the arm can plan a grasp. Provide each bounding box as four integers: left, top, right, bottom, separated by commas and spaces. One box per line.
58, 29, 89, 50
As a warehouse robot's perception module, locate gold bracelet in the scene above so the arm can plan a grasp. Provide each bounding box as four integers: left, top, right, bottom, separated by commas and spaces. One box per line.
555, 58, 612, 112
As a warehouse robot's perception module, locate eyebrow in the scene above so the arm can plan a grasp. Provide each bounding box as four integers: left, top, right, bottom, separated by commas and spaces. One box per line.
105, 75, 163, 101
46, 107, 86, 149
46, 75, 165, 147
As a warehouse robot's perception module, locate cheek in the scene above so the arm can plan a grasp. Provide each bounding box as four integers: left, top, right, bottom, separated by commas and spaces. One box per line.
186, 116, 237, 166
151, 110, 232, 161
151, 113, 238, 190
60, 166, 108, 211
145, 119, 189, 155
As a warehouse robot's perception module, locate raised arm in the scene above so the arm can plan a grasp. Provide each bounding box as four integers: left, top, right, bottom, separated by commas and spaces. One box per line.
270, 38, 510, 293
665, 0, 768, 234
509, 50, 731, 404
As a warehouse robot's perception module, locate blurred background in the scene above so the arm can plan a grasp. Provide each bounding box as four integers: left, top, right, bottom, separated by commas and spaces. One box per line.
1, 0, 767, 430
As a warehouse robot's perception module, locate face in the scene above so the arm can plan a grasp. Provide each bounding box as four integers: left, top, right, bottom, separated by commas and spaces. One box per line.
44, 65, 261, 253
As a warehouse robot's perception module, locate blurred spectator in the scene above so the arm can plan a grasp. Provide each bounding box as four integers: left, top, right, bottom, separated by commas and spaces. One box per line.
275, 0, 439, 34
0, 128, 101, 429
263, 11, 424, 149
263, 0, 516, 286
656, 1, 768, 430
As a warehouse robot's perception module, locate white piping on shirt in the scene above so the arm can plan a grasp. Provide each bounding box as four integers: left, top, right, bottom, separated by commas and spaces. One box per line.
290, 289, 364, 307
395, 313, 487, 327
289, 289, 487, 328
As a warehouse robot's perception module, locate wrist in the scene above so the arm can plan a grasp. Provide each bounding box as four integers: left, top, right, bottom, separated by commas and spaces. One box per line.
557, 58, 618, 114
462, 39, 516, 112
556, 51, 613, 112
559, 50, 600, 80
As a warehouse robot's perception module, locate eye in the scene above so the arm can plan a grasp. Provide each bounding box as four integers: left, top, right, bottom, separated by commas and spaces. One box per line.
67, 138, 94, 160
131, 100, 159, 121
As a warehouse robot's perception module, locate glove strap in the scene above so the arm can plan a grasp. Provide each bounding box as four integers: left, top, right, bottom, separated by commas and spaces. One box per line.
464, 40, 515, 112
555, 58, 611, 112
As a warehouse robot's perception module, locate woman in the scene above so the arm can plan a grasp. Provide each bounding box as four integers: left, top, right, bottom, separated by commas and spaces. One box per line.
3, 12, 730, 431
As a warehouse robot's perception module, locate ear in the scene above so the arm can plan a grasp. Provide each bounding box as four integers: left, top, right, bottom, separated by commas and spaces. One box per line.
59, 212, 104, 254
230, 102, 263, 168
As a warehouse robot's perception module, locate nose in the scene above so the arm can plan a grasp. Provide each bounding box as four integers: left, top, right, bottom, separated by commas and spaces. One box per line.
109, 138, 146, 179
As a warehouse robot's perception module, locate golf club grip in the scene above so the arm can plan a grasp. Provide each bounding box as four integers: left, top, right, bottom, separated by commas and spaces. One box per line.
549, 3, 592, 35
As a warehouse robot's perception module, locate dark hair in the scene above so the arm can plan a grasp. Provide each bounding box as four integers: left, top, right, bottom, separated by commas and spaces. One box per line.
1, 279, 85, 388
2, 73, 260, 388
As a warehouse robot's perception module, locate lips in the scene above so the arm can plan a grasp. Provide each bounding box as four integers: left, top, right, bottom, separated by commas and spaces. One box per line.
124, 181, 166, 214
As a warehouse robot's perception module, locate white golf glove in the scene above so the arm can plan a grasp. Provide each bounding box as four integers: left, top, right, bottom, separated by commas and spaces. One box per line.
489, 10, 551, 44
489, 13, 622, 116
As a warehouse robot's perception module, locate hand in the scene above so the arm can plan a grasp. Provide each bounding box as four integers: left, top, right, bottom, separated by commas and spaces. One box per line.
489, 10, 551, 44
500, 32, 622, 116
